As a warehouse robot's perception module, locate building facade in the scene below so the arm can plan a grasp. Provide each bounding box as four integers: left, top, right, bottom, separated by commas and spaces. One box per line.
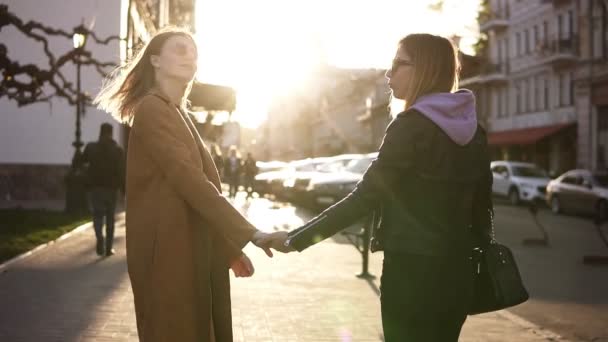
576, 0, 608, 170
260, 66, 391, 161
464, 0, 580, 176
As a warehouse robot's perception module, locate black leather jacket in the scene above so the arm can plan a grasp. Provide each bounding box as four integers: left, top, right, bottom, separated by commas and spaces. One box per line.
287, 110, 494, 257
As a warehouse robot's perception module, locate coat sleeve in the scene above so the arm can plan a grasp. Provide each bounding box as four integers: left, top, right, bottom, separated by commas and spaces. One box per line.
471, 129, 494, 246
288, 113, 422, 251
131, 95, 257, 249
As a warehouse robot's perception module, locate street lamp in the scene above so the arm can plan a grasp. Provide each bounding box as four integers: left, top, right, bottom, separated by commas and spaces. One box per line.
72, 24, 87, 155
65, 24, 89, 214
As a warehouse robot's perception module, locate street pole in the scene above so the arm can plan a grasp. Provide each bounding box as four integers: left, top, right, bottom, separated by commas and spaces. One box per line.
65, 26, 88, 214
74, 55, 83, 157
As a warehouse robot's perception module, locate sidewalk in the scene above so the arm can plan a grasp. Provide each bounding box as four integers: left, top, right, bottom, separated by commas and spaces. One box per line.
0, 198, 572, 341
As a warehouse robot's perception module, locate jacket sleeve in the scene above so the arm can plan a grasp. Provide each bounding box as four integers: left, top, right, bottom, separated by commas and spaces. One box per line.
471, 129, 494, 246
131, 95, 257, 249
288, 113, 421, 251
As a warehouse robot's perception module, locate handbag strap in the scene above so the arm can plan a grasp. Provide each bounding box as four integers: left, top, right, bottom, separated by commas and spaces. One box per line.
489, 208, 497, 244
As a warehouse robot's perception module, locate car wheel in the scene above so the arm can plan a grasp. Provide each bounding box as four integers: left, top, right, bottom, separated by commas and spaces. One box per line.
550, 196, 561, 215
508, 187, 520, 206
596, 200, 608, 221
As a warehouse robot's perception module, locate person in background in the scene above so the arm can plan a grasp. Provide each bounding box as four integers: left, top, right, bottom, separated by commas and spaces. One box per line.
211, 143, 224, 179
82, 122, 125, 257
242, 152, 258, 199
225, 146, 242, 198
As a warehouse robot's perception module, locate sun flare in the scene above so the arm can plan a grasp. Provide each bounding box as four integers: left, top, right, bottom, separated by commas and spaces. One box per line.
195, 0, 481, 128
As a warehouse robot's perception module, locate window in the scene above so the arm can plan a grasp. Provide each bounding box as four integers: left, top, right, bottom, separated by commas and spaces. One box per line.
561, 175, 579, 185
603, 3, 607, 58
492, 165, 509, 176
504, 86, 509, 116
498, 39, 503, 64
525, 79, 530, 112
535, 76, 541, 111
569, 71, 575, 105
512, 166, 548, 178
497, 88, 502, 117
544, 78, 550, 109
558, 14, 563, 39
516, 32, 521, 56
558, 73, 564, 106
593, 174, 608, 186
525, 29, 530, 54
543, 21, 549, 46
516, 83, 521, 113
534, 25, 539, 50
568, 10, 574, 39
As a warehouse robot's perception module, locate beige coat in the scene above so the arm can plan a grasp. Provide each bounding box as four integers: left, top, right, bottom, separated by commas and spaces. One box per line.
125, 89, 256, 342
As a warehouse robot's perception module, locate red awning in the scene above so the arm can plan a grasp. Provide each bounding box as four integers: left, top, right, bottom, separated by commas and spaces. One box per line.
488, 123, 575, 146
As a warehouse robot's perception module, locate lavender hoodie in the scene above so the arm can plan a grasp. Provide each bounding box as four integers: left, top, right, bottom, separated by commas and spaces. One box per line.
407, 89, 478, 146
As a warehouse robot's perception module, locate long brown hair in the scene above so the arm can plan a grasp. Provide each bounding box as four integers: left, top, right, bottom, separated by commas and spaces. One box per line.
399, 34, 460, 108
94, 27, 195, 125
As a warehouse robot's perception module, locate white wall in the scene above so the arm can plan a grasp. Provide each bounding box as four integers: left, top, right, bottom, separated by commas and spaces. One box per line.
0, 0, 122, 165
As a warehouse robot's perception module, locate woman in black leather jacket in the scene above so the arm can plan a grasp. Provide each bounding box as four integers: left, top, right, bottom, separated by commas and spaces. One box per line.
264, 33, 494, 342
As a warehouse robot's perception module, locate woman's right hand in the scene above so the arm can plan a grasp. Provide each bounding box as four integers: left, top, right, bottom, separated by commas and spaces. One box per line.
251, 231, 274, 257
251, 231, 295, 256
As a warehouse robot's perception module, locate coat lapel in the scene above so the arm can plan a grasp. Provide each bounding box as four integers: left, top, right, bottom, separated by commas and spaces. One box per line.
147, 89, 222, 191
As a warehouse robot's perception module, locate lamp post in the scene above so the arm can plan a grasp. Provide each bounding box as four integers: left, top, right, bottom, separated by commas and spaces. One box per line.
72, 24, 87, 155
64, 25, 89, 214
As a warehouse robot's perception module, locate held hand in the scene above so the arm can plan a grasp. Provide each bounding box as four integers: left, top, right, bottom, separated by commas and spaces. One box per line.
230, 253, 255, 277
251, 231, 274, 257
257, 231, 296, 254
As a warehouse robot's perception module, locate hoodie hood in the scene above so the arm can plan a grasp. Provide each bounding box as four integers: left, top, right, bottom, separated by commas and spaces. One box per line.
408, 89, 478, 146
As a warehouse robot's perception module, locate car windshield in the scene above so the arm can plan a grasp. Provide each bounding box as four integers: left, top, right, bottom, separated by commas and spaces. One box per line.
593, 174, 608, 186
317, 161, 346, 173
511, 166, 547, 178
345, 157, 374, 174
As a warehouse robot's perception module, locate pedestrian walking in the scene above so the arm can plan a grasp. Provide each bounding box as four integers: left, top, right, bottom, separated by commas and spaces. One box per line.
225, 146, 242, 198
243, 152, 258, 199
82, 123, 125, 257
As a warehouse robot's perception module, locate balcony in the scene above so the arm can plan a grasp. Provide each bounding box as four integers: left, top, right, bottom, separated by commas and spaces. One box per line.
479, 10, 509, 32
480, 63, 508, 83
541, 0, 572, 7
536, 37, 579, 68
460, 63, 508, 87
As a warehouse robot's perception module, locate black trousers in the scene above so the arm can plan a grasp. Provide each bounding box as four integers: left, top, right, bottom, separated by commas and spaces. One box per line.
88, 187, 118, 250
380, 252, 473, 342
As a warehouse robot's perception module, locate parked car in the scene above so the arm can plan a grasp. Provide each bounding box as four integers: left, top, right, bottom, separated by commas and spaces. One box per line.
490, 161, 551, 205
305, 153, 377, 209
546, 169, 608, 219
282, 154, 364, 204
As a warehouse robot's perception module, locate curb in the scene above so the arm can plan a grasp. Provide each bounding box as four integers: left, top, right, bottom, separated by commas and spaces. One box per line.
497, 310, 572, 341
0, 212, 125, 274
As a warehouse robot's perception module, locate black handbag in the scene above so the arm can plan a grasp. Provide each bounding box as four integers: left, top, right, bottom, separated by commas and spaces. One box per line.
468, 211, 529, 315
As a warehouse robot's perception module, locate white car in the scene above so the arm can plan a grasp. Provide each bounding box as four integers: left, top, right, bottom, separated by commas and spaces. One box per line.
490, 161, 551, 205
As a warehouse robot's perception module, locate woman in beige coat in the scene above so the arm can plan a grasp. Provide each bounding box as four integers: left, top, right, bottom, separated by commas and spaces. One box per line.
95, 27, 274, 342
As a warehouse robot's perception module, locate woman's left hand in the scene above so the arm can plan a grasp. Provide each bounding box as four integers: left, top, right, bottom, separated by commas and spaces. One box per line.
230, 253, 255, 277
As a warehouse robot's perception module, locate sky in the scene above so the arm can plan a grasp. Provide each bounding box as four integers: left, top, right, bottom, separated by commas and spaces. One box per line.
194, 0, 482, 128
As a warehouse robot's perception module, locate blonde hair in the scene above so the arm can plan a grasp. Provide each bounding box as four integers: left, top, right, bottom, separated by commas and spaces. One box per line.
399, 34, 461, 109
94, 27, 196, 125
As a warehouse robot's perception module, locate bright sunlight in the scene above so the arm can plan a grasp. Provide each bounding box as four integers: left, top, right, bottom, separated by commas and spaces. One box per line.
195, 0, 481, 128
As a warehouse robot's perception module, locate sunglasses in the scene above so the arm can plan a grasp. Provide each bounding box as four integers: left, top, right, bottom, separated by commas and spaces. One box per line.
391, 59, 414, 72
